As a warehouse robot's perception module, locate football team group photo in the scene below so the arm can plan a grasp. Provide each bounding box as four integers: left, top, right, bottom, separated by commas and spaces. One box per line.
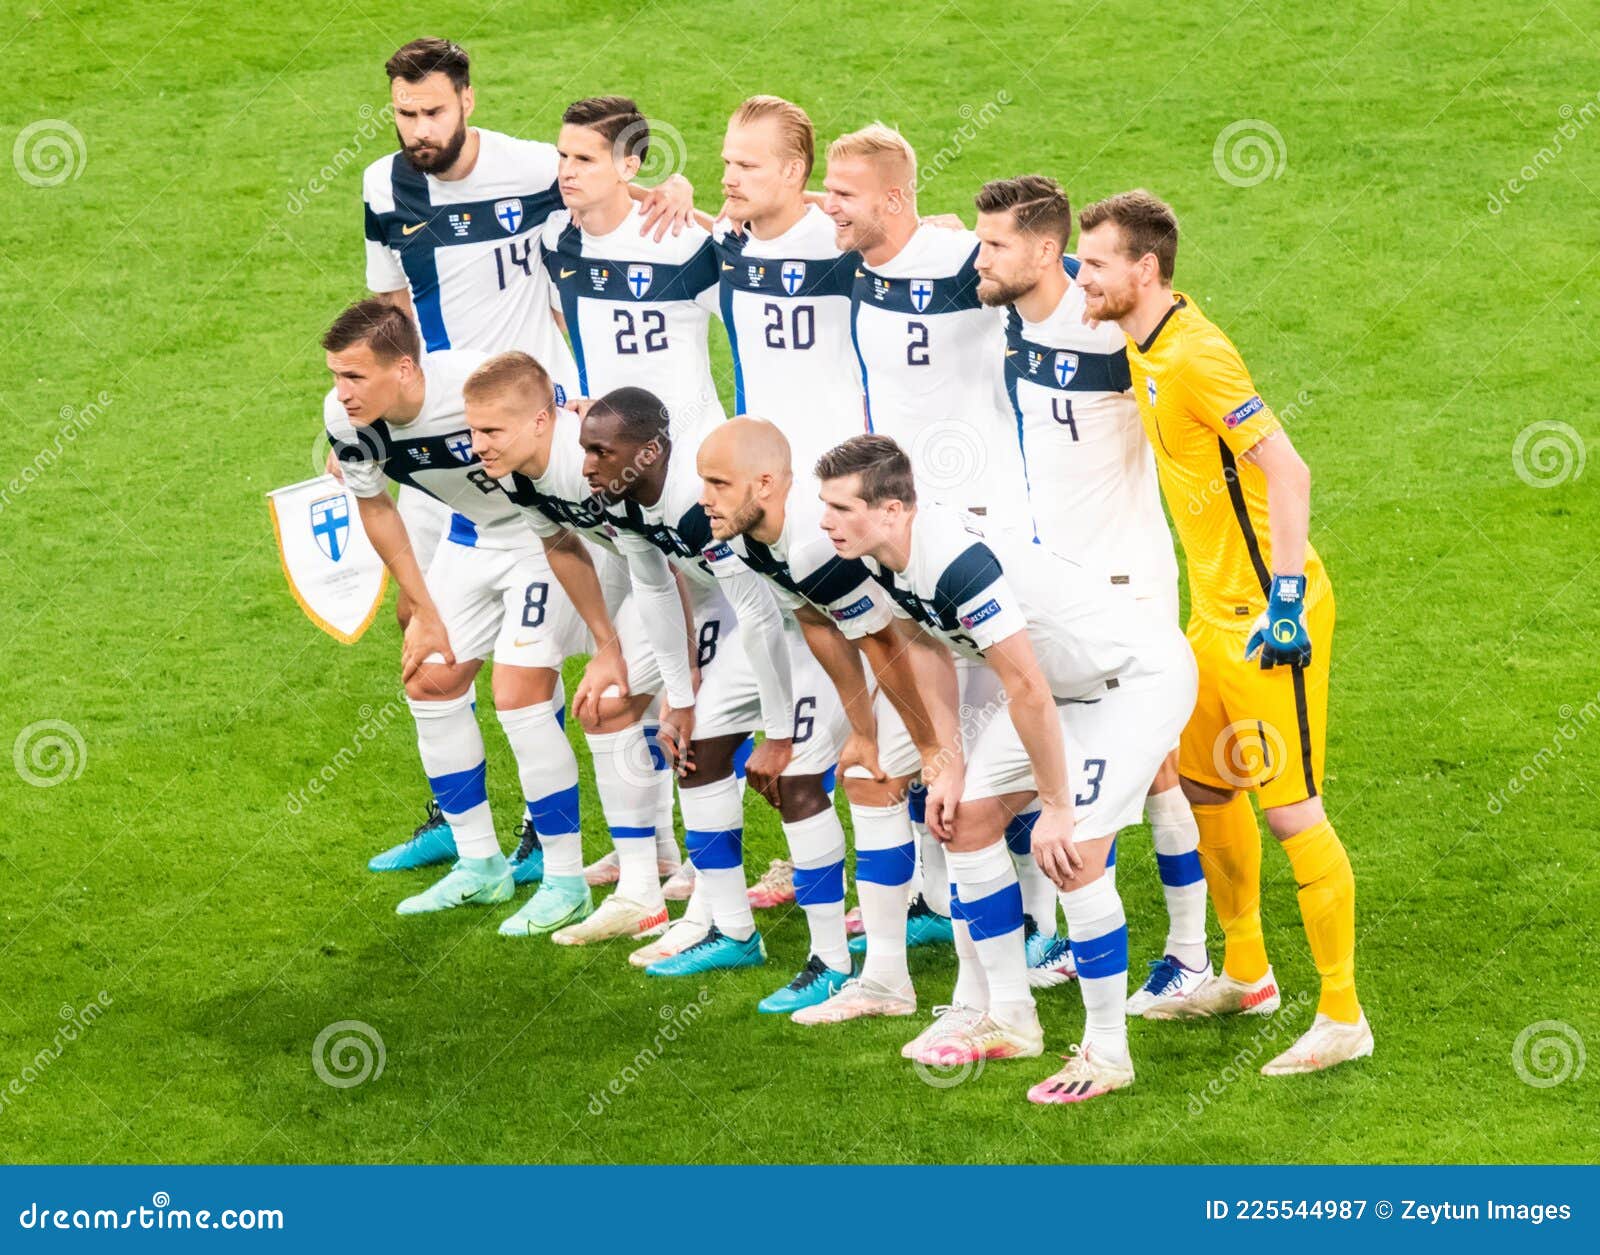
8, 0, 1594, 1200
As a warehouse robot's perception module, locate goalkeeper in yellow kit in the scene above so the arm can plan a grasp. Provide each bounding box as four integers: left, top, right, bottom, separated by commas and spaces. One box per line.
1073, 189, 1371, 1075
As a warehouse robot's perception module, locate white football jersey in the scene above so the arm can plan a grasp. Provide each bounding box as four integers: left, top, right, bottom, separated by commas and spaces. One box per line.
542, 204, 725, 440
850, 224, 1028, 526
728, 475, 895, 639
869, 504, 1172, 700
604, 452, 795, 737
325, 348, 529, 550
361, 129, 577, 399
498, 409, 620, 557
713, 207, 864, 477
1005, 273, 1178, 597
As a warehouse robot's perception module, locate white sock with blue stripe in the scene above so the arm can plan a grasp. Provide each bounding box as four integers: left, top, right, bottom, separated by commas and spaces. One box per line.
642, 725, 681, 869
1003, 804, 1058, 934
907, 783, 950, 916
587, 725, 663, 909
1061, 875, 1130, 1061
785, 809, 850, 973
680, 774, 754, 940
1146, 786, 1208, 968
498, 701, 582, 879
947, 841, 1031, 1012
850, 802, 915, 989
408, 692, 499, 859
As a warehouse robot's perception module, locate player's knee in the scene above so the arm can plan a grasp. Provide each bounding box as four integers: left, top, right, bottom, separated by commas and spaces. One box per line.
490, 665, 557, 711
946, 799, 1005, 850
406, 666, 472, 703
1264, 795, 1325, 840
777, 778, 830, 822
1180, 774, 1235, 807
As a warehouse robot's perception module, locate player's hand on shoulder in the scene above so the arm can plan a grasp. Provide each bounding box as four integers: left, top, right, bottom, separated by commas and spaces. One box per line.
638, 173, 695, 241
919, 213, 966, 231
1244, 574, 1312, 669
563, 395, 594, 418
325, 447, 346, 484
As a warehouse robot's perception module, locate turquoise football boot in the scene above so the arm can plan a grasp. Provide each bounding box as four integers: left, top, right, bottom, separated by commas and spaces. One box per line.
757, 955, 851, 1013
645, 925, 766, 976
497, 874, 591, 937
395, 854, 513, 915
368, 800, 457, 872
507, 817, 543, 886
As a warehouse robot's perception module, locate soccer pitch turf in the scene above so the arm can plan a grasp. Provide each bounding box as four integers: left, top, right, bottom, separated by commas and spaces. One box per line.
3, 0, 1597, 1165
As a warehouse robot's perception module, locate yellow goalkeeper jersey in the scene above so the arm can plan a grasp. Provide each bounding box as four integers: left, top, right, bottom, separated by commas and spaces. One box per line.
1124, 291, 1329, 630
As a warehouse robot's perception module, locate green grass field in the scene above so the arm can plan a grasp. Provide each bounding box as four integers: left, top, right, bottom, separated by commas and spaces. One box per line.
3, 0, 1597, 1164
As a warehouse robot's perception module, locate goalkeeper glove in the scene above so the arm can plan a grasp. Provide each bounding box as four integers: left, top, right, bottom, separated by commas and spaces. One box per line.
1244, 574, 1312, 669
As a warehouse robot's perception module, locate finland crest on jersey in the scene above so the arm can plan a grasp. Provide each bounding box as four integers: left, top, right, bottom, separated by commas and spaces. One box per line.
360, 130, 577, 398
712, 206, 863, 474
542, 205, 723, 439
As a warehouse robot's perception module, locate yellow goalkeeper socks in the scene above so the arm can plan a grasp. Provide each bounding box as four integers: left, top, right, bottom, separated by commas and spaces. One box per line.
1191, 794, 1269, 983
1282, 820, 1360, 1023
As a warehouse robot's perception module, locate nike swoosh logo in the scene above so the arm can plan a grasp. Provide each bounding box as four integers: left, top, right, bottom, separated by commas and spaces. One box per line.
560, 268, 576, 278
1005, 348, 1018, 357
402, 221, 428, 236
722, 262, 734, 271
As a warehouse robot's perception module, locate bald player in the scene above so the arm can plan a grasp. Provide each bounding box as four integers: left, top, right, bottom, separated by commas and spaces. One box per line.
698, 420, 954, 1021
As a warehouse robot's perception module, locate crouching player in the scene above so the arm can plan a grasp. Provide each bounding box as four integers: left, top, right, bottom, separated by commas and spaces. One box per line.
816, 435, 1197, 1102
463, 352, 682, 943
697, 418, 951, 1023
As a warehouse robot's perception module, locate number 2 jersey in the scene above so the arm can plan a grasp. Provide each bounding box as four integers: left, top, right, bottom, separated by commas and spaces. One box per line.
867, 504, 1181, 701
542, 203, 726, 441
1004, 273, 1178, 601
361, 129, 577, 400
323, 348, 532, 549
713, 206, 865, 478
850, 223, 1029, 528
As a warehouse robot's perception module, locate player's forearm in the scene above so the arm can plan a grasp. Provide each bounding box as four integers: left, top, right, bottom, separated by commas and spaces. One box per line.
371, 288, 415, 319
543, 533, 619, 653
860, 628, 946, 762
799, 614, 875, 741
628, 553, 696, 708
357, 493, 435, 615
1005, 673, 1070, 807
728, 577, 795, 739
1264, 455, 1310, 575
1248, 432, 1312, 575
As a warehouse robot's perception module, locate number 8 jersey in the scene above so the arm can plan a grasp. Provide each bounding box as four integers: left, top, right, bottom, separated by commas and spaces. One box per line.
542, 203, 726, 441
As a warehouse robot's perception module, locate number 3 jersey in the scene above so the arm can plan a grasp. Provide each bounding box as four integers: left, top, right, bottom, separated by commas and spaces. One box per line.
361, 129, 577, 400
867, 504, 1181, 701
323, 348, 532, 550
1004, 275, 1178, 601
542, 203, 726, 441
